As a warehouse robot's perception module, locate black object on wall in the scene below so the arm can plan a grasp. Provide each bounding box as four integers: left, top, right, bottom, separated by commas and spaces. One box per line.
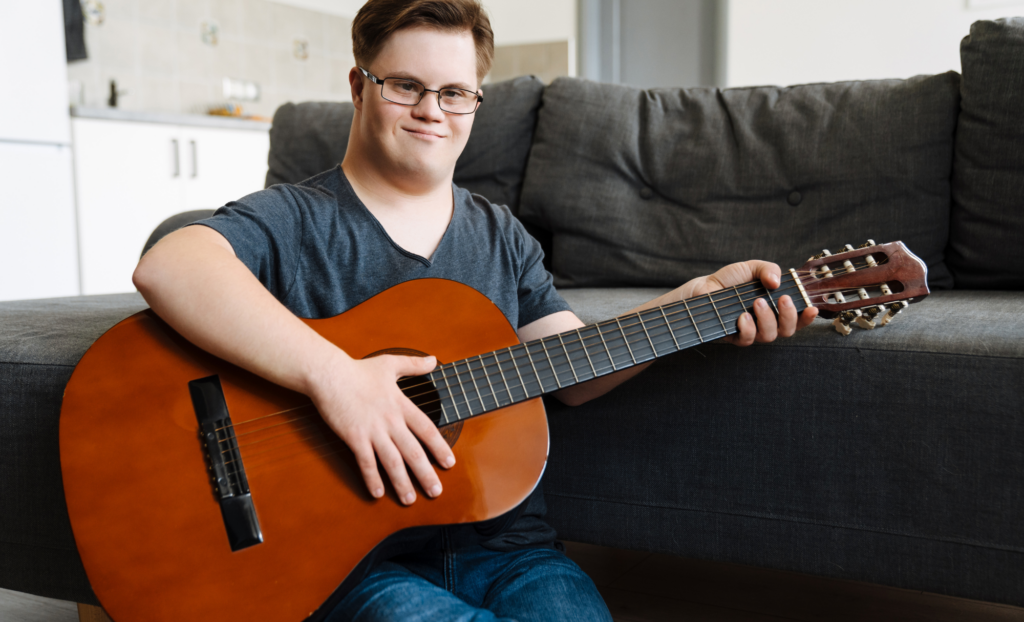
64, 0, 88, 61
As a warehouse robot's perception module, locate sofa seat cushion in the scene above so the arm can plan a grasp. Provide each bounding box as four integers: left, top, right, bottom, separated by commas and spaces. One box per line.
0, 293, 146, 603
949, 18, 1024, 289
520, 75, 960, 291
549, 288, 1024, 605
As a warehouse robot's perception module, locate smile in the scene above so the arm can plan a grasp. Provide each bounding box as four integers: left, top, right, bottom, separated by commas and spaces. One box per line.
403, 128, 446, 140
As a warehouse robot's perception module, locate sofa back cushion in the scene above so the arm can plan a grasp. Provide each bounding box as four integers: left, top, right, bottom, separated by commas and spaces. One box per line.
518, 74, 960, 289
264, 75, 545, 215
948, 18, 1024, 289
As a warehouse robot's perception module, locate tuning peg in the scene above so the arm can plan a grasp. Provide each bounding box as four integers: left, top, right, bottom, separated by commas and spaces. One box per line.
878, 301, 909, 327
858, 239, 877, 248
810, 248, 834, 261
844, 244, 856, 252
855, 305, 880, 330
832, 309, 862, 336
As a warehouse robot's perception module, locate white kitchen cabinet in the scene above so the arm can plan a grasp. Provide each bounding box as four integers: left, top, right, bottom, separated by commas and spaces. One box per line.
71, 116, 269, 295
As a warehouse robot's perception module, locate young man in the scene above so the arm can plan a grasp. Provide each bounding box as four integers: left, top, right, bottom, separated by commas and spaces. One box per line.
134, 1, 817, 619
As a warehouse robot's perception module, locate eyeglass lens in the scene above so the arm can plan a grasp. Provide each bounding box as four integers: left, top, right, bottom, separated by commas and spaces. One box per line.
382, 79, 478, 114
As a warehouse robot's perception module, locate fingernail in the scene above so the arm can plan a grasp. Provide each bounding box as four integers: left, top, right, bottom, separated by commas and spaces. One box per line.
403, 492, 416, 504
755, 299, 766, 310
780, 296, 790, 307
430, 484, 442, 497
444, 456, 455, 468
373, 487, 383, 498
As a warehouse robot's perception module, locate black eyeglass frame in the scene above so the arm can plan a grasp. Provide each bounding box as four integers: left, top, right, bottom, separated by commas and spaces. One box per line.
358, 67, 483, 115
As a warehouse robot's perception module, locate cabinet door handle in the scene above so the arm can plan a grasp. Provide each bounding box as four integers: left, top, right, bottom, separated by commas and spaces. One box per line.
190, 140, 198, 178
171, 139, 180, 178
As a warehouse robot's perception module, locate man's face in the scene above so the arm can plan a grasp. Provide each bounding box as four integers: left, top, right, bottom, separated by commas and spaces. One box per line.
352, 26, 480, 183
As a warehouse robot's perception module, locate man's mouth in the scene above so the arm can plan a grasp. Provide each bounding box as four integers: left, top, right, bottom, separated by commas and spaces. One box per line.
404, 127, 445, 140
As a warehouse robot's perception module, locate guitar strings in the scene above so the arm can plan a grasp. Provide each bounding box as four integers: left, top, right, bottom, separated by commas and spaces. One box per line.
217, 257, 893, 468
224, 272, 875, 461
224, 268, 879, 459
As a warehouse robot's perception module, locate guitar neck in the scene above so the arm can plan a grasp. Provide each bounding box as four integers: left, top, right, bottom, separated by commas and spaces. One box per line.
419, 271, 811, 426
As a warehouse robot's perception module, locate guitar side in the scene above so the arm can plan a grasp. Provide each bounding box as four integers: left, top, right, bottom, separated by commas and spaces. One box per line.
60, 279, 549, 622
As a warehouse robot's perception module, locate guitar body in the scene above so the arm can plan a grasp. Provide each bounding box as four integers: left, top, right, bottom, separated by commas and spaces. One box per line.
60, 279, 549, 622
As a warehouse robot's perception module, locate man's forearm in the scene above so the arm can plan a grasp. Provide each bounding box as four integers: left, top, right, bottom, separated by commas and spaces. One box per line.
132, 226, 351, 399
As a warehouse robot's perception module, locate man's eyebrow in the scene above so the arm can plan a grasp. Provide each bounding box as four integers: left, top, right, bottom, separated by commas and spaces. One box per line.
387, 71, 474, 91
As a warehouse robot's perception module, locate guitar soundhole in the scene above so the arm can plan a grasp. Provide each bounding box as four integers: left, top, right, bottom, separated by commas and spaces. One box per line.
366, 347, 460, 448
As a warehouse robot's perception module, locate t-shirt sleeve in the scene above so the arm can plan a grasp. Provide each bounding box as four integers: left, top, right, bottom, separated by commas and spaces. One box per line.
192, 185, 306, 301
511, 215, 571, 328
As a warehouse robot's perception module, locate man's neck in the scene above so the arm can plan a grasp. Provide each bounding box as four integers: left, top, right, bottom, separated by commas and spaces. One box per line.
341, 156, 452, 216
341, 154, 455, 261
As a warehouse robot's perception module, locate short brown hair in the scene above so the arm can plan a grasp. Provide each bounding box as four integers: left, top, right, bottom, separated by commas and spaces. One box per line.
352, 0, 494, 84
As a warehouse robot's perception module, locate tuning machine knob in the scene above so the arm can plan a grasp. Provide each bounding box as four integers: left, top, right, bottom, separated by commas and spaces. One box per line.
810, 248, 833, 261
878, 301, 909, 327
858, 239, 877, 248
832, 309, 863, 336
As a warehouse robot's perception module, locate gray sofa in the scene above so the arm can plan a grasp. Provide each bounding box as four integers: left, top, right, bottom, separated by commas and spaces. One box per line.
2, 18, 1022, 611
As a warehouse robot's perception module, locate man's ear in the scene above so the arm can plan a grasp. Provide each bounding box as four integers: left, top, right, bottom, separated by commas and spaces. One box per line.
350, 67, 364, 111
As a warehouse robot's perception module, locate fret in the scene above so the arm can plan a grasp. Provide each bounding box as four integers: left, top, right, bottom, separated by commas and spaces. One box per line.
476, 354, 499, 410
637, 310, 659, 359
432, 369, 452, 424
537, 339, 562, 389
576, 328, 599, 379
660, 307, 681, 351
457, 360, 484, 415
506, 345, 531, 399
440, 363, 464, 421
681, 298, 703, 343
491, 351, 512, 406
524, 342, 546, 394
708, 293, 728, 335
754, 283, 779, 315
613, 317, 637, 365
556, 333, 579, 384
595, 322, 618, 371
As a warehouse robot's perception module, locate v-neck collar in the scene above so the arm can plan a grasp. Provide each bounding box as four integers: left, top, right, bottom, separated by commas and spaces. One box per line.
335, 167, 459, 268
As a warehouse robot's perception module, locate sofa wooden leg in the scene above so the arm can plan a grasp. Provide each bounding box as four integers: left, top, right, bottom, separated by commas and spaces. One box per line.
78, 603, 113, 622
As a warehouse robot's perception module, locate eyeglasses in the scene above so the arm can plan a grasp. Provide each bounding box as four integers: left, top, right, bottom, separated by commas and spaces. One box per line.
359, 67, 483, 115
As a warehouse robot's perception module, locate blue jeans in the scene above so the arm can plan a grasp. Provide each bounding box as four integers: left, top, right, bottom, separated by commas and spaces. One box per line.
326, 528, 612, 622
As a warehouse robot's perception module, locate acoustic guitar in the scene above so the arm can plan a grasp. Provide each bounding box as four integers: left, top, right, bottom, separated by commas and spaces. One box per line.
60, 241, 929, 621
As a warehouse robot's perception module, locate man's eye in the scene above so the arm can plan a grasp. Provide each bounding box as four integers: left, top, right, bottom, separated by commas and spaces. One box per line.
394, 81, 420, 93
441, 89, 466, 100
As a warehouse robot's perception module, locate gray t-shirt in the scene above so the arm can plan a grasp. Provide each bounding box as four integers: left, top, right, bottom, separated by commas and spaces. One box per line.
197, 165, 570, 552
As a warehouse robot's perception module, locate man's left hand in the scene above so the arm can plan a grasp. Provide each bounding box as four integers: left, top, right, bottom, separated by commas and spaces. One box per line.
674, 260, 818, 347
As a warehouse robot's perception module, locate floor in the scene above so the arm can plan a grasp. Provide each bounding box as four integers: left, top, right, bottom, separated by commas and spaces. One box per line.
2, 543, 1022, 621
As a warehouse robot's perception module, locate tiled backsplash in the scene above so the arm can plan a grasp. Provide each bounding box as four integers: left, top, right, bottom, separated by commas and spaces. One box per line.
66, 0, 571, 118
67, 0, 356, 118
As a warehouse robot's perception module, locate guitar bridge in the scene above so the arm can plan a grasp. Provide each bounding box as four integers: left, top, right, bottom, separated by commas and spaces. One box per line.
189, 375, 263, 552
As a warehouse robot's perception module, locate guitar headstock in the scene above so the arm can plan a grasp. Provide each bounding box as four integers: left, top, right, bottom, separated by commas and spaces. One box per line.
797, 240, 930, 335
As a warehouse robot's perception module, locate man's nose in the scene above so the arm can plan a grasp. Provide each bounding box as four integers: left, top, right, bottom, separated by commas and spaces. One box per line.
412, 92, 446, 121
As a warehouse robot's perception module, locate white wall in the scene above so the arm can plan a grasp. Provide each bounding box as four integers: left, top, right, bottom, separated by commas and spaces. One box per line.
482, 0, 576, 46
726, 0, 1024, 87
274, 0, 578, 47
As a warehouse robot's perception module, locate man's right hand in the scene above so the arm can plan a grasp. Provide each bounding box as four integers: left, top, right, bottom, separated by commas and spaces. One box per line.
309, 353, 456, 505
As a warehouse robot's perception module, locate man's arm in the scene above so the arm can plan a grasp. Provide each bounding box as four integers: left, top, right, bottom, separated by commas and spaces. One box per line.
519, 260, 818, 407
133, 225, 456, 505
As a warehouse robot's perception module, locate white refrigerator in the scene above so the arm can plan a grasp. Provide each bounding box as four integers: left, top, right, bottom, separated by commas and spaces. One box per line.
0, 2, 80, 301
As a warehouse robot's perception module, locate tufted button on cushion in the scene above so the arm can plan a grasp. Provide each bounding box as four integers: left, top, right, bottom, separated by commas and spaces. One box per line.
787, 191, 802, 206
640, 187, 654, 200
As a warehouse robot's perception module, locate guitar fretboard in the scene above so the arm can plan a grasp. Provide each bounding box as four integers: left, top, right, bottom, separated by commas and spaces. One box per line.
416, 273, 809, 426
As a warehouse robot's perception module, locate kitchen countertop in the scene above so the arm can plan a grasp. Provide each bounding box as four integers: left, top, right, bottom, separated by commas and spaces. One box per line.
70, 106, 272, 131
